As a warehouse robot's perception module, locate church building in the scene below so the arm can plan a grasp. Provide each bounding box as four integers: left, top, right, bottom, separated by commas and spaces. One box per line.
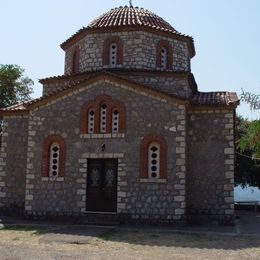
0, 5, 239, 224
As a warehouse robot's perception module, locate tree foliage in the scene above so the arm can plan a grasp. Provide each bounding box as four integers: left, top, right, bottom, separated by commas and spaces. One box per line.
238, 90, 260, 160
235, 116, 260, 188
240, 89, 260, 111
0, 64, 33, 108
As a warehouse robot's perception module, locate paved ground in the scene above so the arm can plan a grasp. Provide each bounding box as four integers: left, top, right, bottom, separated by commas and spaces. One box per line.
0, 210, 259, 259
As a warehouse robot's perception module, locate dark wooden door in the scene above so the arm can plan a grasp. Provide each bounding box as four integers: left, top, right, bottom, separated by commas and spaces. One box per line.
86, 159, 118, 212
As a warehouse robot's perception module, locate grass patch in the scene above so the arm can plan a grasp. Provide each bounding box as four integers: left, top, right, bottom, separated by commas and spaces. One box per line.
0, 224, 51, 235
98, 229, 117, 241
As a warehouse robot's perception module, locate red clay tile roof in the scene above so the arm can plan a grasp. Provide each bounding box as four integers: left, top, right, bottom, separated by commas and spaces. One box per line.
1, 102, 29, 111
0, 72, 239, 115
192, 92, 239, 106
88, 6, 179, 34
60, 6, 195, 57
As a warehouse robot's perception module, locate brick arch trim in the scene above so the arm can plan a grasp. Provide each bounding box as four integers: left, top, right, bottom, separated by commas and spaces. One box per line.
42, 135, 66, 177
71, 45, 80, 74
140, 134, 167, 179
80, 95, 126, 134
103, 36, 123, 66
156, 40, 173, 70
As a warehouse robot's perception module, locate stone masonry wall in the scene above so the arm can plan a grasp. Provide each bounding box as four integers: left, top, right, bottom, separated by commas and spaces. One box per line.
25, 80, 187, 223
0, 116, 28, 212
42, 74, 192, 99
187, 110, 235, 224
64, 31, 190, 74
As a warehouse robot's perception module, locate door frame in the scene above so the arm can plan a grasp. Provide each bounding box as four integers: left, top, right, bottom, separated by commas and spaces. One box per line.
86, 158, 118, 213
77, 153, 125, 214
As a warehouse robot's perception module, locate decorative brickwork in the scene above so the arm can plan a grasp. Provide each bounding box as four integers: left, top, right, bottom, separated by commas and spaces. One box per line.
140, 134, 167, 180
42, 135, 65, 178
80, 95, 125, 135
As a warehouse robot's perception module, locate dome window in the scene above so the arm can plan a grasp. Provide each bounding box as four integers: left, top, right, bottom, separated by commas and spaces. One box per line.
103, 36, 123, 66
156, 40, 173, 70
160, 47, 167, 69
109, 43, 117, 66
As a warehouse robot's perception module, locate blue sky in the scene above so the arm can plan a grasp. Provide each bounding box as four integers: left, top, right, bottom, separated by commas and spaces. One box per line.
0, 0, 259, 119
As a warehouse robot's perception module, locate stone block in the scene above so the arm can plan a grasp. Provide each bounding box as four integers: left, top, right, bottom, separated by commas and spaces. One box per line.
175, 208, 185, 215
174, 196, 185, 202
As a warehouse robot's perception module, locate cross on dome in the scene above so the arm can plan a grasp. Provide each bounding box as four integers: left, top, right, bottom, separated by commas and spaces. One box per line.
129, 0, 133, 7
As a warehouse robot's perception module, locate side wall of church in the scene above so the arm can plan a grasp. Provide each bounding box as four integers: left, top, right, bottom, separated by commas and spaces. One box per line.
64, 31, 190, 74
25, 81, 187, 223
0, 116, 28, 212
187, 110, 235, 224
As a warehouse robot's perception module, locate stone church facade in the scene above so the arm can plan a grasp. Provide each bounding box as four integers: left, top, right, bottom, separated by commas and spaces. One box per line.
0, 6, 238, 224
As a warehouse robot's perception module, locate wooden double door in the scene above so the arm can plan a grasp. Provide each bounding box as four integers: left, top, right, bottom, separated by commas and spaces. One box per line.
86, 159, 118, 212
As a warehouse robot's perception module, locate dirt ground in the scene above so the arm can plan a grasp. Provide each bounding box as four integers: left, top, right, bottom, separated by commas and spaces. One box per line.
0, 226, 260, 260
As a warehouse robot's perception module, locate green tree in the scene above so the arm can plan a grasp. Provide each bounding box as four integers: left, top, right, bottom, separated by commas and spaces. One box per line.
0, 64, 33, 108
235, 116, 260, 188
238, 90, 260, 159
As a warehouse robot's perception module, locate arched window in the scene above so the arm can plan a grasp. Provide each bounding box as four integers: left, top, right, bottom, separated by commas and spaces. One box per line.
88, 109, 95, 134
140, 134, 167, 179
71, 46, 80, 74
103, 36, 123, 66
42, 135, 65, 178
156, 40, 173, 70
112, 109, 120, 133
80, 95, 126, 135
160, 47, 167, 69
148, 142, 160, 179
100, 103, 107, 133
49, 142, 60, 177
109, 43, 117, 66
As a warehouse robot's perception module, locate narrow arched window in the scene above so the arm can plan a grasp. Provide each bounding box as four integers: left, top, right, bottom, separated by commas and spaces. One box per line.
100, 103, 107, 133
42, 135, 65, 178
156, 40, 173, 70
109, 43, 117, 66
88, 109, 95, 134
140, 134, 167, 180
49, 142, 60, 177
148, 142, 160, 179
160, 47, 167, 69
112, 109, 120, 133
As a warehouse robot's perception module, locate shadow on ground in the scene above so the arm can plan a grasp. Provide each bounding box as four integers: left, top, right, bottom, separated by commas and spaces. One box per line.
0, 210, 259, 251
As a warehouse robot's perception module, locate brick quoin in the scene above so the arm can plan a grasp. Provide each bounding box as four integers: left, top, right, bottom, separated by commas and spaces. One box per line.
140, 134, 167, 179
42, 135, 66, 177
80, 95, 126, 134
156, 40, 173, 70
102, 36, 123, 66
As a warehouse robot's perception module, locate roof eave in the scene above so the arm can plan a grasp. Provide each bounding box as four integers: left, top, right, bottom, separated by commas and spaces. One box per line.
0, 110, 29, 117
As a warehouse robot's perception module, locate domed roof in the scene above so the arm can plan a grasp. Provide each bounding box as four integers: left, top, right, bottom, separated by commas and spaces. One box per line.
61, 5, 195, 57
88, 6, 179, 34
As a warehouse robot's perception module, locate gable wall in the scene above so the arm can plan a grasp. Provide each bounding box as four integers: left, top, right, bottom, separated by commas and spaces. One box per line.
25, 81, 187, 223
